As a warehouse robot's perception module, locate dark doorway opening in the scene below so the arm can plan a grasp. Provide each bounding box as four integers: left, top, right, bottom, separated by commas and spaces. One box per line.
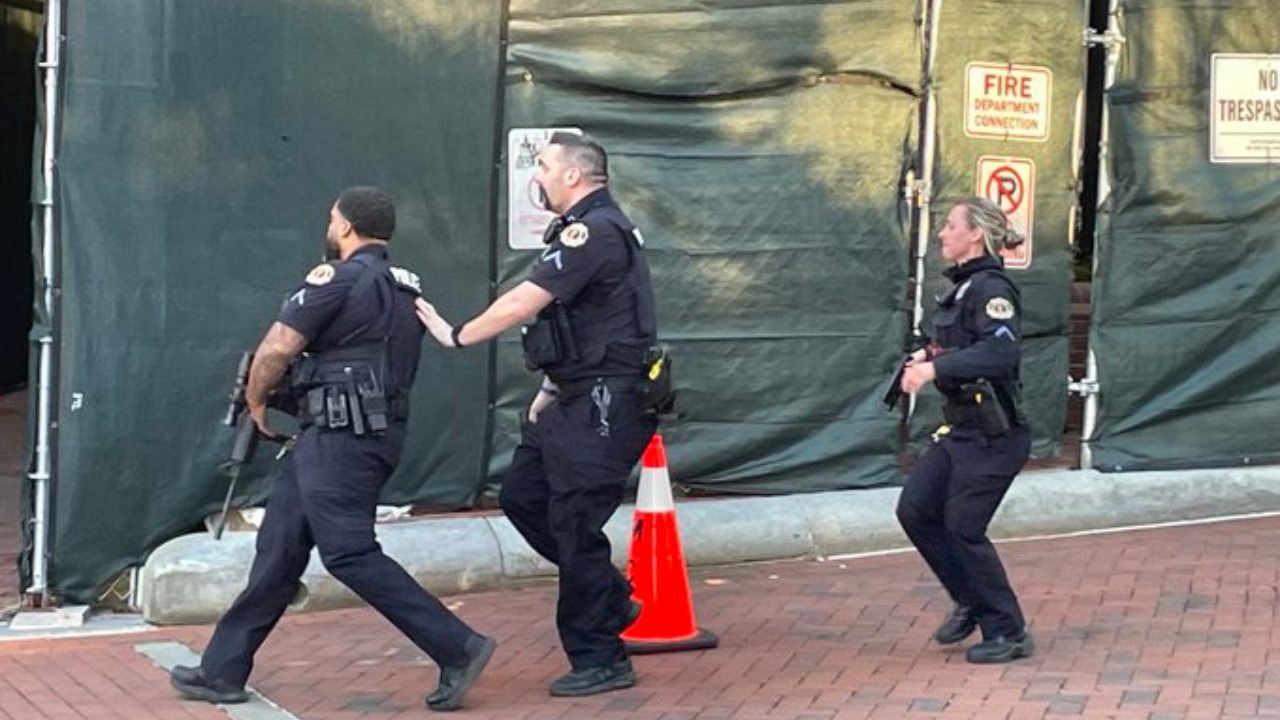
0, 4, 40, 394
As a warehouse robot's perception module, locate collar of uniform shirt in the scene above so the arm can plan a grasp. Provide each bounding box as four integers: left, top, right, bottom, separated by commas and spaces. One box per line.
559, 186, 614, 222
943, 253, 1002, 283
345, 243, 389, 261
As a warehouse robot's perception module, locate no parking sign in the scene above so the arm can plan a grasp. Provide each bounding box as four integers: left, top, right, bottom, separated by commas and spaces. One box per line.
974, 156, 1035, 269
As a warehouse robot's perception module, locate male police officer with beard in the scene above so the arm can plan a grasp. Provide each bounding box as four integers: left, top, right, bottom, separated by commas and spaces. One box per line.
171, 187, 494, 712
417, 134, 658, 697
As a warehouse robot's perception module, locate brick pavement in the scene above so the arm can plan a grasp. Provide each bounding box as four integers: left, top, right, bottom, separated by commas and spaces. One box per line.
4, 513, 1280, 719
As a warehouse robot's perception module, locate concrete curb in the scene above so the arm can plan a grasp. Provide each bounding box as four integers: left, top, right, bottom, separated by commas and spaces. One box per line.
140, 465, 1280, 625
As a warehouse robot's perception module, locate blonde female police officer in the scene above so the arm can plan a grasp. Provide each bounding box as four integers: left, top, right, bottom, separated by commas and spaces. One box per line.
895, 196, 1033, 664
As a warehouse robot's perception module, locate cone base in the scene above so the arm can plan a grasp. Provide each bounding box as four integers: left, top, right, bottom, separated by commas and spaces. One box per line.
624, 628, 719, 655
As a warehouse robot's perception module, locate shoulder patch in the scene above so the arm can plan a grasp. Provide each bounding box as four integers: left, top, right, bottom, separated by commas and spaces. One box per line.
559, 222, 590, 248
985, 297, 1016, 320
305, 263, 335, 286
389, 266, 422, 294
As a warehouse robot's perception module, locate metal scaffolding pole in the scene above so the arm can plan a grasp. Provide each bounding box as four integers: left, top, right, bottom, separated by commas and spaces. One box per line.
1075, 0, 1123, 470
906, 0, 942, 421
28, 0, 61, 603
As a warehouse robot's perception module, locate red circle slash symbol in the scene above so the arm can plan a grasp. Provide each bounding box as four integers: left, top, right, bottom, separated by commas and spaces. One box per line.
985, 166, 1024, 214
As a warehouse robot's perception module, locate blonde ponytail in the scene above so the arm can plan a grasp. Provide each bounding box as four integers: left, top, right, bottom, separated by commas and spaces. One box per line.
958, 197, 1025, 254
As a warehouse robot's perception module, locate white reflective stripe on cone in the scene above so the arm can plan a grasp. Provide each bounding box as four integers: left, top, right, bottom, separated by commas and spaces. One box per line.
635, 465, 675, 513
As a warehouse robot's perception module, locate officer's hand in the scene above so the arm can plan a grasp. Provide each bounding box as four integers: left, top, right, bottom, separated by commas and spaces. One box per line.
905, 348, 928, 366
248, 401, 279, 439
901, 361, 936, 394
527, 388, 556, 424
416, 297, 439, 324
415, 298, 453, 347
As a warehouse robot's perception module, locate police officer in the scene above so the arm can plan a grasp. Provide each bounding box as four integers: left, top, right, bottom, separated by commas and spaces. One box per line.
895, 196, 1033, 664
170, 187, 494, 711
417, 133, 658, 696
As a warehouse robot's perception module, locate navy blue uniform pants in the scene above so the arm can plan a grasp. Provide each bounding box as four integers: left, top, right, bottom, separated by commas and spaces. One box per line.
499, 388, 656, 670
200, 423, 476, 687
896, 423, 1031, 639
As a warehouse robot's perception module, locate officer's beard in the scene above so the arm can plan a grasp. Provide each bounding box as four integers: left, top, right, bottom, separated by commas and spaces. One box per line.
535, 183, 559, 215
323, 235, 340, 261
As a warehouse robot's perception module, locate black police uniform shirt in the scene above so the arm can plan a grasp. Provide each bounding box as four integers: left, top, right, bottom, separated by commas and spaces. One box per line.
929, 254, 1021, 410
277, 243, 425, 393
527, 187, 655, 381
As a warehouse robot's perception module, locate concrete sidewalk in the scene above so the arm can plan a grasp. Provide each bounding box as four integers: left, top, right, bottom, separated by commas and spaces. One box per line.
140, 463, 1280, 625
4, 513, 1280, 719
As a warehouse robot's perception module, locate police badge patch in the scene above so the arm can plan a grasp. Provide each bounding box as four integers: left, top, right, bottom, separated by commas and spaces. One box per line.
559, 222, 590, 248
985, 297, 1015, 320
305, 263, 335, 286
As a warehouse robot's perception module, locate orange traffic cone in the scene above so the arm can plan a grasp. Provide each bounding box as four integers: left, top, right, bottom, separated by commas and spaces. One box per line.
622, 434, 718, 654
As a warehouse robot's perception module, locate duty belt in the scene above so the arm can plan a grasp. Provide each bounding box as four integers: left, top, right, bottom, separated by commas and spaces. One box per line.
298, 387, 410, 433
942, 402, 982, 427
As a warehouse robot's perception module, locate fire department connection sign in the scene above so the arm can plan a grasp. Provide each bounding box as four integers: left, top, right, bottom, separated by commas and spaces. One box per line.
975, 156, 1035, 269
507, 127, 582, 250
964, 62, 1053, 142
1210, 53, 1280, 163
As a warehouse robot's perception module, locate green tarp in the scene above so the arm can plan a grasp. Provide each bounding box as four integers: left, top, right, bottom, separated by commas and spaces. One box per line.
24, 0, 1280, 604
36, 0, 1088, 602
492, 0, 921, 493
48, 0, 504, 599
1091, 0, 1280, 470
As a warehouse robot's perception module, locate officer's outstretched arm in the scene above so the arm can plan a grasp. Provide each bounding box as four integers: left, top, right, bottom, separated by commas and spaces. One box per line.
428, 281, 553, 349
246, 322, 307, 434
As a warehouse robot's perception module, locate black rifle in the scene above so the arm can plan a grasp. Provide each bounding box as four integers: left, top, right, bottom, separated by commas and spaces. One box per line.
213, 352, 287, 540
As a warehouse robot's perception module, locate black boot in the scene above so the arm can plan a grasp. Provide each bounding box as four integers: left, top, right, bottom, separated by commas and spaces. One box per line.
169, 665, 249, 704
933, 605, 977, 645
966, 631, 1034, 664
426, 634, 497, 712
549, 658, 636, 697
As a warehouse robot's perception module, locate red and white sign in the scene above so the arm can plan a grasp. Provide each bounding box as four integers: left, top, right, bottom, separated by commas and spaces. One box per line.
964, 62, 1053, 142
507, 127, 582, 250
975, 156, 1035, 269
